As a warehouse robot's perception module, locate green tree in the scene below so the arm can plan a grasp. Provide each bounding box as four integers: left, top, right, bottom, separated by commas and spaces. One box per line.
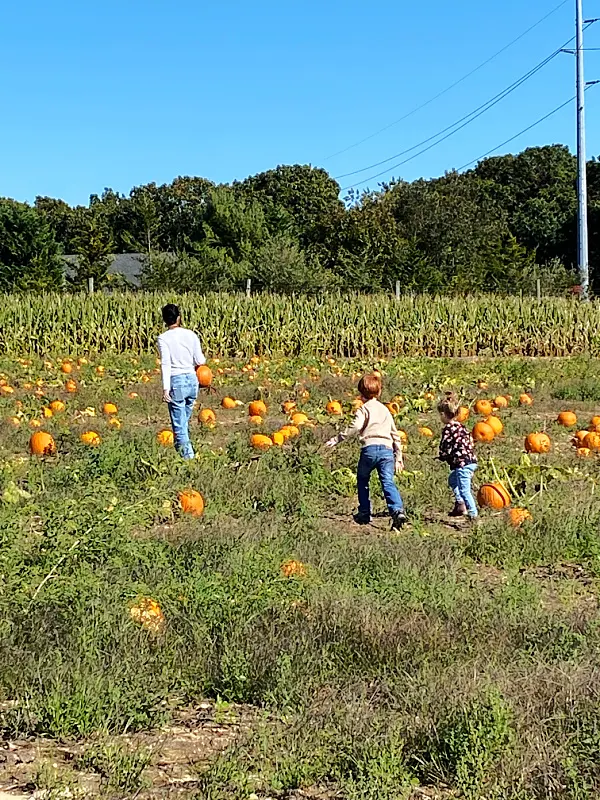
0, 199, 63, 291
70, 208, 114, 288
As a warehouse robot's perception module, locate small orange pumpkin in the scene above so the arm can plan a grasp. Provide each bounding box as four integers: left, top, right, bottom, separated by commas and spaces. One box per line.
65, 379, 78, 393
198, 408, 216, 424
477, 482, 511, 509
103, 402, 118, 415
326, 400, 343, 415
251, 433, 272, 451
493, 396, 508, 409
179, 489, 205, 516
249, 400, 267, 417
418, 426, 434, 438
221, 396, 237, 409
291, 412, 309, 427
508, 507, 532, 527
60, 362, 73, 374
519, 393, 534, 407
472, 422, 495, 443
157, 429, 174, 446
577, 447, 592, 458
29, 431, 56, 456
80, 431, 101, 446
557, 411, 577, 428
271, 431, 285, 446
455, 406, 470, 424
49, 400, 65, 413
282, 400, 296, 414
525, 432, 551, 454
196, 365, 213, 387
249, 415, 263, 426
474, 399, 493, 416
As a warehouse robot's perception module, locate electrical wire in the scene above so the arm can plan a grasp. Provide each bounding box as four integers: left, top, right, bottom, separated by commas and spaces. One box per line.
323, 0, 570, 162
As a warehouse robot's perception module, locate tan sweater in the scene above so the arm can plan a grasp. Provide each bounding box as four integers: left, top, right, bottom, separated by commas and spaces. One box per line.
335, 398, 402, 453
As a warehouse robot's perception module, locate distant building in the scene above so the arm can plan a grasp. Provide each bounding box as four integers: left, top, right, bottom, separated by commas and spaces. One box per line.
62, 253, 145, 287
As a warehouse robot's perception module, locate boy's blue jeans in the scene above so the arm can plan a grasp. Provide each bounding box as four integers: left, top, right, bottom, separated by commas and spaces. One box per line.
168, 373, 198, 460
448, 463, 478, 517
357, 445, 404, 517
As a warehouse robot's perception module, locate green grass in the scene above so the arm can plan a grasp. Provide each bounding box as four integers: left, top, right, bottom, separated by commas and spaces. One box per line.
1, 353, 600, 797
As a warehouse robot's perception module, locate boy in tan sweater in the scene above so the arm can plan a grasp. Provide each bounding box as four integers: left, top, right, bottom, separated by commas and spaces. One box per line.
326, 373, 407, 529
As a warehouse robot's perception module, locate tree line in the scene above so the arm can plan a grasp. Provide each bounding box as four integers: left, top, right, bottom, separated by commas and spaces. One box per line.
1, 144, 597, 294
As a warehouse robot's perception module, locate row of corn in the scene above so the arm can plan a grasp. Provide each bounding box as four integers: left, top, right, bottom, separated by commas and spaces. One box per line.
1, 291, 600, 357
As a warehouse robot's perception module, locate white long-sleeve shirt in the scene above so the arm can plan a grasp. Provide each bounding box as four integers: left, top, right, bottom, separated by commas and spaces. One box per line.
334, 398, 402, 453
157, 327, 205, 391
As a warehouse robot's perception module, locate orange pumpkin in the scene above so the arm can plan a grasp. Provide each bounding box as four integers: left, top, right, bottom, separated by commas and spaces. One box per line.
326, 400, 343, 415
519, 394, 534, 407
249, 415, 263, 426
418, 426, 434, 438
351, 398, 364, 412
577, 447, 592, 458
249, 400, 267, 417
477, 380, 489, 390
196, 365, 213, 387
198, 408, 216, 424
80, 431, 101, 446
397, 430, 408, 445
281, 559, 307, 578
281, 400, 297, 414
386, 402, 401, 416
29, 431, 56, 456
584, 431, 600, 451
525, 432, 551, 454
103, 402, 118, 415
221, 396, 237, 409
508, 507, 532, 527
251, 433, 272, 451
477, 482, 511, 509
291, 412, 309, 427
557, 411, 577, 427
49, 400, 65, 413
271, 431, 285, 446
455, 406, 470, 424
108, 417, 121, 429
129, 597, 165, 634
472, 422, 495, 443
590, 416, 600, 429
178, 489, 205, 516
65, 379, 78, 393
493, 396, 508, 409
474, 399, 493, 416
157, 429, 174, 446
573, 430, 589, 446
484, 416, 503, 435
280, 425, 300, 439
95, 366, 105, 376
60, 362, 73, 374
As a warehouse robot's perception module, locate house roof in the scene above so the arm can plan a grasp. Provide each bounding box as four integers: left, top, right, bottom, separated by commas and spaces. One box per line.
62, 253, 144, 287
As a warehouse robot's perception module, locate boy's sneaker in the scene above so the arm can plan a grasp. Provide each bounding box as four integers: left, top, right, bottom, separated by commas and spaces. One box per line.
448, 502, 467, 518
353, 512, 371, 526
391, 511, 408, 531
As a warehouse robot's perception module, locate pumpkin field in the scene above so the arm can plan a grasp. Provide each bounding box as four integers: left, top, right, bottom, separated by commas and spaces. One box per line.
2, 348, 600, 799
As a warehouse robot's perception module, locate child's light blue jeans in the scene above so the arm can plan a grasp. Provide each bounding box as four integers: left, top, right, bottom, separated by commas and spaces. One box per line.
448, 463, 478, 517
168, 373, 198, 460
357, 445, 404, 517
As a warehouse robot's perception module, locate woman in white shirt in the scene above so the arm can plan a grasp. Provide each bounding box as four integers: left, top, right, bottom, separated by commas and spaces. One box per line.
157, 304, 206, 460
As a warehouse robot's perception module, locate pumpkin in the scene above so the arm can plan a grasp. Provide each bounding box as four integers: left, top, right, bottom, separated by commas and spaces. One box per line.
108, 417, 121, 429
484, 416, 503, 435
77, 357, 88, 366
249, 415, 263, 426
455, 406, 470, 423
590, 416, 600, 429
519, 393, 533, 406
0, 385, 15, 396
281, 559, 307, 578
326, 400, 343, 415
386, 402, 401, 416
249, 400, 267, 417
29, 431, 56, 456
477, 482, 511, 509
198, 408, 216, 424
196, 365, 213, 387
418, 426, 434, 438
291, 412, 309, 426
60, 362, 72, 374
178, 489, 205, 516
65, 379, 78, 393
472, 422, 495, 443
493, 396, 508, 409
157, 429, 174, 446
525, 432, 551, 454
583, 431, 600, 451
474, 399, 493, 416
129, 597, 165, 634
49, 400, 65, 413
281, 425, 300, 439
42, 406, 53, 419
577, 447, 592, 458
573, 430, 589, 446
508, 507, 532, 527
80, 431, 101, 446
281, 400, 296, 414
278, 427, 292, 441
477, 380, 489, 390
557, 411, 577, 427
251, 433, 273, 451
29, 419, 42, 428
271, 431, 285, 446
128, 391, 139, 399
103, 402, 118, 415
221, 396, 237, 409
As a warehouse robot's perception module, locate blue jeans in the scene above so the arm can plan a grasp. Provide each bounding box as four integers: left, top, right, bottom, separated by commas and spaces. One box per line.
168, 373, 198, 460
448, 463, 478, 517
357, 445, 404, 517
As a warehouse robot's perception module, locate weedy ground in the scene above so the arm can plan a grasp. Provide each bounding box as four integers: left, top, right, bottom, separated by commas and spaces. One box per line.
1, 354, 600, 799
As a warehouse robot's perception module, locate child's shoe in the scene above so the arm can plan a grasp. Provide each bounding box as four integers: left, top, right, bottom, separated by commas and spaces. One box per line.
448, 502, 467, 517
391, 511, 408, 531
353, 512, 371, 526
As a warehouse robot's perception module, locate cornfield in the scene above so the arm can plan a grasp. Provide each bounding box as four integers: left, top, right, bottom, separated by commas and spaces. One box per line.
2, 291, 600, 357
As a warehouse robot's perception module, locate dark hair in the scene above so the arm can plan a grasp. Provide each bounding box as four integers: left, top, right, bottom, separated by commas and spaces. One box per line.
162, 304, 180, 326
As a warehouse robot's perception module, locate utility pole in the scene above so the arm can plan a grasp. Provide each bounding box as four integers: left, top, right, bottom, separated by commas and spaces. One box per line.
576, 0, 590, 299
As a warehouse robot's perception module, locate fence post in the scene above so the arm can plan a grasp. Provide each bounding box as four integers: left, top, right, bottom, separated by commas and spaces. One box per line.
246, 278, 251, 298
536, 278, 541, 301
88, 277, 94, 294
395, 280, 400, 300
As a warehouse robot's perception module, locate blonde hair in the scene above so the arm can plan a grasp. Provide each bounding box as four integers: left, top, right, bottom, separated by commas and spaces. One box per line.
358, 373, 382, 400
437, 391, 460, 418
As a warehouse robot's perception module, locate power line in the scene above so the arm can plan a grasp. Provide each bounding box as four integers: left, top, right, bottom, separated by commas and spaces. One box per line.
456, 95, 576, 171
340, 23, 594, 191
324, 0, 570, 162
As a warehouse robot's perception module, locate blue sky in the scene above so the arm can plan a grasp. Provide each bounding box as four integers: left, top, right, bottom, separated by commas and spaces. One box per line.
0, 0, 597, 205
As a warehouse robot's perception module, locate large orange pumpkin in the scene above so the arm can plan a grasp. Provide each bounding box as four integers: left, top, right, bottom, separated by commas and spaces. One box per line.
249, 400, 267, 417
251, 433, 272, 451
477, 482, 511, 509
525, 432, 551, 453
29, 431, 56, 456
473, 422, 495, 443
557, 411, 577, 428
178, 489, 205, 516
474, 399, 493, 416
484, 416, 503, 435
196, 365, 213, 387
584, 431, 600, 451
